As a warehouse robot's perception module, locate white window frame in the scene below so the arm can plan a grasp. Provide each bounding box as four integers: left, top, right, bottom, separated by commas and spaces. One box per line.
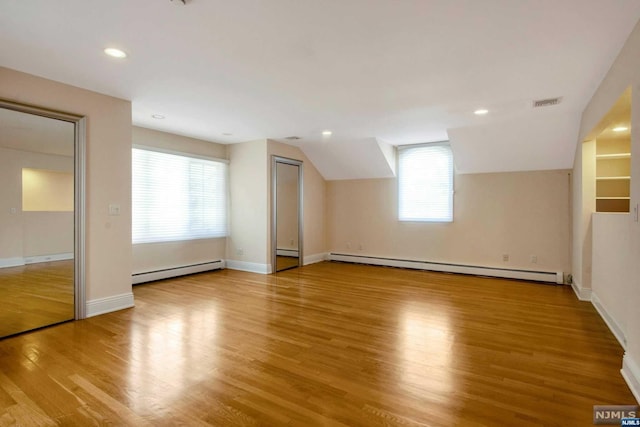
132, 145, 229, 244
397, 142, 454, 222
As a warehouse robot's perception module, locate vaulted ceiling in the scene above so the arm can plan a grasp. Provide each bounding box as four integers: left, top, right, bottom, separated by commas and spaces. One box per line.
2, 1, 639, 179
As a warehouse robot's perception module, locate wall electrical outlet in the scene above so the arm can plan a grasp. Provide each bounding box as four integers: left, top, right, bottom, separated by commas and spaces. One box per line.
236, 248, 244, 256
502, 254, 509, 262
531, 255, 538, 264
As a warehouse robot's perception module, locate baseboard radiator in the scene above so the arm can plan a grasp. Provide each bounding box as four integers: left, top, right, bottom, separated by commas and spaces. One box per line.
132, 260, 225, 285
329, 253, 563, 284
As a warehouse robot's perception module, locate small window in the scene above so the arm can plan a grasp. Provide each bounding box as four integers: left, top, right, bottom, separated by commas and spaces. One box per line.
132, 147, 228, 244
398, 143, 454, 222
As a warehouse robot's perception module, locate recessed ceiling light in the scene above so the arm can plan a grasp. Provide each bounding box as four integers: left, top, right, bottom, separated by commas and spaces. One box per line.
222, 133, 233, 136
322, 130, 333, 136
104, 48, 127, 58
151, 114, 165, 119
474, 109, 489, 115
613, 126, 628, 132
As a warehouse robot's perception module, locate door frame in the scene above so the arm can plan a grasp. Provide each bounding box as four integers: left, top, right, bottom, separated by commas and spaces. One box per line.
0, 99, 87, 319
271, 155, 303, 273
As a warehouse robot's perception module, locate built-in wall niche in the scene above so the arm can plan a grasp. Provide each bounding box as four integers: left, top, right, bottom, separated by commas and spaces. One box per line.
596, 138, 631, 212
592, 89, 632, 213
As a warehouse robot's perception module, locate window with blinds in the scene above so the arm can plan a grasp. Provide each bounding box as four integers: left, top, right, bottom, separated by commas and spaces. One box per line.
398, 143, 454, 222
132, 147, 228, 244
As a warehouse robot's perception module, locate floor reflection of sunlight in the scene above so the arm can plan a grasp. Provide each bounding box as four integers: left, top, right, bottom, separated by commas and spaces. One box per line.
399, 302, 455, 396
128, 303, 218, 414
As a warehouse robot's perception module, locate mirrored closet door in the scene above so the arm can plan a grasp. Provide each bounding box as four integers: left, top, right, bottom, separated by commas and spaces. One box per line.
0, 102, 84, 338
272, 156, 303, 272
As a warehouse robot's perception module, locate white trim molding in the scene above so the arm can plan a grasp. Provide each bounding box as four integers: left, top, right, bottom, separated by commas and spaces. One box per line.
591, 292, 626, 349
329, 253, 563, 284
276, 249, 299, 257
132, 260, 225, 285
571, 280, 592, 301
1, 253, 74, 269
0, 257, 25, 268
24, 252, 74, 265
225, 260, 270, 274
304, 252, 328, 266
622, 353, 640, 404
86, 292, 134, 318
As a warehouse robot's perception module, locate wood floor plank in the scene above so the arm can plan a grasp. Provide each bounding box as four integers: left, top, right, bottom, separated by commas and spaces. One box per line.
0, 260, 74, 338
0, 262, 635, 426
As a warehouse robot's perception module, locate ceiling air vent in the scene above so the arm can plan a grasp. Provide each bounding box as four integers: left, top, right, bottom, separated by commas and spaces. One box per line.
533, 97, 562, 108
284, 136, 302, 140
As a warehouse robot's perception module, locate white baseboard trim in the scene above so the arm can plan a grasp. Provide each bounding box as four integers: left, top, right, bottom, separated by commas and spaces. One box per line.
621, 353, 640, 404
0, 257, 25, 268
591, 292, 626, 349
132, 260, 225, 285
329, 253, 563, 284
276, 249, 299, 257
1, 253, 74, 269
86, 292, 134, 318
225, 260, 270, 274
304, 252, 328, 266
24, 252, 74, 265
571, 281, 592, 301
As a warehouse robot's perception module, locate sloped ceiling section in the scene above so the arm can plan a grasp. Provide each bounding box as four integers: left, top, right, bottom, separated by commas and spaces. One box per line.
300, 137, 395, 181
449, 110, 582, 174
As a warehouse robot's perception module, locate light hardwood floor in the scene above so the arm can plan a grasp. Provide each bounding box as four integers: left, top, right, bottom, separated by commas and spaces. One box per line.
0, 260, 74, 338
0, 262, 634, 426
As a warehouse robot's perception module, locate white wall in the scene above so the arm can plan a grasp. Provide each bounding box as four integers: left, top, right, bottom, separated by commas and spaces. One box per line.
0, 66, 132, 308
131, 126, 227, 274
327, 170, 571, 274
224, 139, 327, 273
226, 139, 270, 272
592, 213, 630, 346
573, 19, 640, 403
0, 147, 74, 264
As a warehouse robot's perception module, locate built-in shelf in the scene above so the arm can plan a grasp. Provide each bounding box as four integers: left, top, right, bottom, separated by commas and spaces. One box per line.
595, 137, 630, 213
596, 196, 631, 200
596, 176, 631, 180
595, 153, 631, 160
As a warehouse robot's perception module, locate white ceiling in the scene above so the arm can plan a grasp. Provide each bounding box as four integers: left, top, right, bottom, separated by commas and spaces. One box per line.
1, 1, 639, 178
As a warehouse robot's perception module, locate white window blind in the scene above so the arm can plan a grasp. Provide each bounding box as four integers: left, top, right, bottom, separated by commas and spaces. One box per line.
398, 143, 454, 222
132, 148, 228, 244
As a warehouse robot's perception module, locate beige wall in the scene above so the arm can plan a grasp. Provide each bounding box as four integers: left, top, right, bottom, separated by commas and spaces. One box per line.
0, 147, 74, 261
572, 139, 596, 293
267, 140, 327, 262
227, 140, 269, 268
131, 126, 227, 274
133, 126, 226, 159
0, 66, 132, 303
22, 168, 74, 212
327, 170, 571, 273
573, 19, 640, 402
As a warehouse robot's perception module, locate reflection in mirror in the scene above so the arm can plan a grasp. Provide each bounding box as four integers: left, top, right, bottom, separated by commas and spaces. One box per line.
272, 157, 303, 272
0, 107, 75, 337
